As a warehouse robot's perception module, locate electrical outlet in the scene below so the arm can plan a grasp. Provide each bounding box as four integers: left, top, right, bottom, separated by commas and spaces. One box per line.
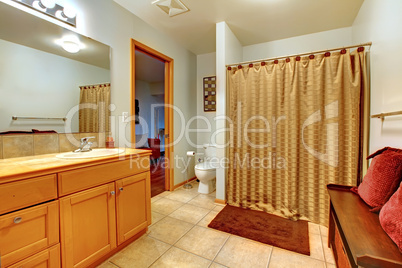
122, 112, 129, 122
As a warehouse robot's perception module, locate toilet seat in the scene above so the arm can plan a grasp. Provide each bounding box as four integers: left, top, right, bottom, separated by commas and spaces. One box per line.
195, 162, 216, 171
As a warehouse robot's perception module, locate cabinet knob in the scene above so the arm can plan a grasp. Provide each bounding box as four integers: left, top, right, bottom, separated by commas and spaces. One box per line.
110, 191, 115, 195
119, 187, 124, 191
14, 217, 22, 224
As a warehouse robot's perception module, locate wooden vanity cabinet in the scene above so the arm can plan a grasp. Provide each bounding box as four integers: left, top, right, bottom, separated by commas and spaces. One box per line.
7, 244, 61, 268
116, 172, 151, 245
0, 174, 57, 216
60, 183, 117, 268
0, 201, 59, 267
0, 151, 151, 268
59, 158, 151, 268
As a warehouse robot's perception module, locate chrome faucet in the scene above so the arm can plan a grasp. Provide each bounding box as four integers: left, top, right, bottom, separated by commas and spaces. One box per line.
74, 136, 95, 152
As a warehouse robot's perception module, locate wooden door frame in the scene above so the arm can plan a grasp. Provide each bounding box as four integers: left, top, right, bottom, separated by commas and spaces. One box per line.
130, 39, 174, 191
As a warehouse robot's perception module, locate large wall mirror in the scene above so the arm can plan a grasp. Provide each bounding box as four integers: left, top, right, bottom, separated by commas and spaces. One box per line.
0, 2, 110, 134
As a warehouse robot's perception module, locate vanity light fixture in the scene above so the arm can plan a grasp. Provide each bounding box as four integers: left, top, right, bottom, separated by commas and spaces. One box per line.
62, 40, 80, 53
152, 0, 189, 17
55, 4, 76, 21
38, 0, 55, 9
32, 0, 54, 11
12, 0, 77, 27
56, 36, 83, 53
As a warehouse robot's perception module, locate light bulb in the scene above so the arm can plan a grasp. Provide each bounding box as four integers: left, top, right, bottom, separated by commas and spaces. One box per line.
39, 0, 56, 9
62, 40, 80, 53
62, 5, 76, 19
32, 0, 46, 11
55, 10, 67, 21
56, 36, 82, 53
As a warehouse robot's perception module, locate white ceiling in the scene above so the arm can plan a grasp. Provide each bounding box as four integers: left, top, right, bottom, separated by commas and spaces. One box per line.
115, 0, 365, 55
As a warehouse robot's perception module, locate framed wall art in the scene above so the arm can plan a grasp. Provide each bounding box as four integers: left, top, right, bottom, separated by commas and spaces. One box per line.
203, 76, 216, 112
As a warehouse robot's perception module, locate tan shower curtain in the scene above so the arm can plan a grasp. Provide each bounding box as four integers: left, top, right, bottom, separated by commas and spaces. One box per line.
79, 83, 111, 133
227, 49, 368, 226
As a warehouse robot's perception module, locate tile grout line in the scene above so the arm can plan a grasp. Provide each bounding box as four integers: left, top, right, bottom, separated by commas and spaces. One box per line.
146, 244, 174, 268
169, 200, 227, 266
148, 199, 199, 267
265, 246, 273, 268
151, 190, 217, 228
152, 197, 187, 215
166, 206, 212, 226
148, 189, 220, 267
304, 224, 330, 264
108, 260, 122, 268
169, 244, 215, 265
148, 216, 197, 252
319, 234, 327, 268
209, 233, 231, 266
168, 193, 219, 226
150, 223, 214, 267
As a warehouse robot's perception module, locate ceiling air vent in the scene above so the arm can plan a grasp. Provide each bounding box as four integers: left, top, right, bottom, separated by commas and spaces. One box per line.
152, 0, 189, 17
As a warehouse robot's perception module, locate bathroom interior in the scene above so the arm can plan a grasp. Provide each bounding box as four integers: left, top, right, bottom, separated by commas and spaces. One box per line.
0, 0, 401, 267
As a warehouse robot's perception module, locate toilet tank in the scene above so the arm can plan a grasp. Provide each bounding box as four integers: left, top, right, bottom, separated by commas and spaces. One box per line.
203, 144, 216, 159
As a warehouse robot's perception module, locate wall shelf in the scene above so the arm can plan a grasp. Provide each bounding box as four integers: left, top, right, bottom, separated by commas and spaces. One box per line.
371, 111, 402, 120
12, 116, 67, 122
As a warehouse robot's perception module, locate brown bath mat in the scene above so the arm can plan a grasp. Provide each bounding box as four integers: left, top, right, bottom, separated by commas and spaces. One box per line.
208, 205, 310, 255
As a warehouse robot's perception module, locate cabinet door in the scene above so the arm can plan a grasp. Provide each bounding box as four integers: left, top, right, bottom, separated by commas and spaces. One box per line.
116, 172, 151, 245
60, 183, 116, 268
6, 244, 60, 268
0, 201, 59, 267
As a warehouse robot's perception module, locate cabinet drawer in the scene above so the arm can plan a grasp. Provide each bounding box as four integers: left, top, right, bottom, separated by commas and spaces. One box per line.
58, 157, 150, 196
6, 244, 60, 268
0, 174, 57, 215
0, 201, 59, 267
334, 224, 353, 268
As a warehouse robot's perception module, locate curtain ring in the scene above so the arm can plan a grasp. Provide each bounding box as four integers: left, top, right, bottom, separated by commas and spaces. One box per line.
228, 67, 232, 71
324, 52, 331, 57
249, 64, 253, 68
309, 55, 315, 59
296, 56, 301, 61
261, 62, 266, 66
274, 60, 279, 64
340, 49, 347, 54
238, 65, 243, 69
357, 47, 365, 52
286, 58, 290, 63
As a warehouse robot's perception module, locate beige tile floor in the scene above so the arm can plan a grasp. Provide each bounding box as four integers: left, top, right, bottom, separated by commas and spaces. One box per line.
99, 181, 335, 268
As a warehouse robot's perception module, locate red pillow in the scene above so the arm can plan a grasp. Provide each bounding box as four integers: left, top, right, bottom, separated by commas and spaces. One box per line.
351, 149, 402, 212
367, 147, 402, 159
379, 181, 402, 252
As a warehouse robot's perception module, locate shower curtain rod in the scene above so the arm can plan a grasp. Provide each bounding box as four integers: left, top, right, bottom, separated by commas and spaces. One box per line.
80, 82, 111, 88
226, 42, 372, 67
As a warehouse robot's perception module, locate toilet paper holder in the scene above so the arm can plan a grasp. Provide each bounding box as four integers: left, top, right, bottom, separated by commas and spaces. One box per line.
183, 151, 195, 189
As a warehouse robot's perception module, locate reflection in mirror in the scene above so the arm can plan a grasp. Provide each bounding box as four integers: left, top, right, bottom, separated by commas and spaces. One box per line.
0, 1, 111, 134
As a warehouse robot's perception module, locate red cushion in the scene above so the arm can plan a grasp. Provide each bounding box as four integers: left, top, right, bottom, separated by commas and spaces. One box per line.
352, 149, 402, 212
379, 181, 402, 252
367, 147, 402, 159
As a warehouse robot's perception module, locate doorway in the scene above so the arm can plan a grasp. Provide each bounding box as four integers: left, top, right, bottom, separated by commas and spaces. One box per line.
131, 39, 174, 195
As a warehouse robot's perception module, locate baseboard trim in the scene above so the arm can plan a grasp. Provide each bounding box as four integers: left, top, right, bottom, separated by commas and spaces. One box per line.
215, 198, 227, 205
173, 176, 197, 190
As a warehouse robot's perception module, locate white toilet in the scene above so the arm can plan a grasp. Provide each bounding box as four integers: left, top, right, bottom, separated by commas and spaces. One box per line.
195, 144, 217, 194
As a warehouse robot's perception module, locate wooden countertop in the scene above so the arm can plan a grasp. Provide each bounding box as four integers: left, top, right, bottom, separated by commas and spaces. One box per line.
0, 148, 152, 184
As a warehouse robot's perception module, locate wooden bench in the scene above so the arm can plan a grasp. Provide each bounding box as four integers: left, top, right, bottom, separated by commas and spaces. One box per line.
327, 184, 402, 268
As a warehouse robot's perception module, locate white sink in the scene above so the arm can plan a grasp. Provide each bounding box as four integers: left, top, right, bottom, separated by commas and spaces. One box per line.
56, 148, 125, 159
